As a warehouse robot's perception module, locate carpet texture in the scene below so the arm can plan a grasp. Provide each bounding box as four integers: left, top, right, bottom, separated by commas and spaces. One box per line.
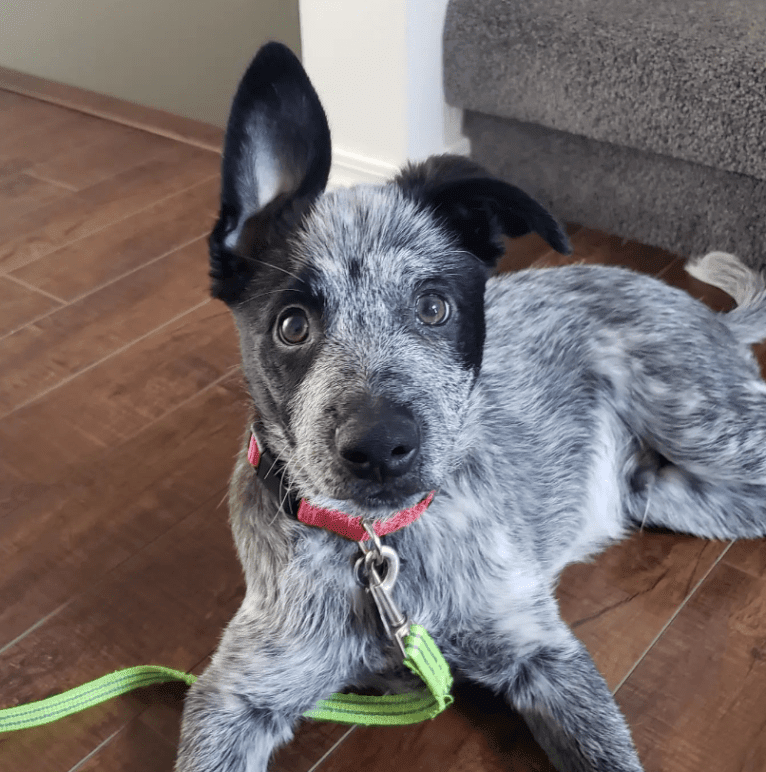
444, 0, 766, 268
444, 0, 766, 180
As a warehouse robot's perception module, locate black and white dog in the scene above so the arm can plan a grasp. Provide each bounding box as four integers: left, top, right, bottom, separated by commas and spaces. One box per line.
176, 43, 766, 772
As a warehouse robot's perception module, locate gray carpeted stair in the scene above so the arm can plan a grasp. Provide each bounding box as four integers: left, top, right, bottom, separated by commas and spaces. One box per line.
444, 0, 766, 270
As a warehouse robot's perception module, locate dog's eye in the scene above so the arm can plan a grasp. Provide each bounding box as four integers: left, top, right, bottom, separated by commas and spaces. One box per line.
416, 294, 450, 326
277, 308, 310, 345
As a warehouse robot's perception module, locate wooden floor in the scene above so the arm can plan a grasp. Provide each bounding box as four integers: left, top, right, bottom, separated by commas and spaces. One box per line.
2, 90, 766, 772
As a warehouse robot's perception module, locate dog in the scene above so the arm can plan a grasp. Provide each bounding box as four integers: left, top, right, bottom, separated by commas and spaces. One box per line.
176, 43, 766, 772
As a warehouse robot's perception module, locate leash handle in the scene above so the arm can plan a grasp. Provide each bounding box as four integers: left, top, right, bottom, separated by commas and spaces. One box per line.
0, 627, 452, 733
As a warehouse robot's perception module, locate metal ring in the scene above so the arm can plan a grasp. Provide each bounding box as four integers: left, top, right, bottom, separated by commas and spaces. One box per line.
362, 520, 384, 556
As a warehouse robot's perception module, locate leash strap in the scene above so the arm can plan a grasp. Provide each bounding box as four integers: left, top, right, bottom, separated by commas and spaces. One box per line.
303, 625, 453, 725
0, 627, 452, 732
0, 665, 195, 732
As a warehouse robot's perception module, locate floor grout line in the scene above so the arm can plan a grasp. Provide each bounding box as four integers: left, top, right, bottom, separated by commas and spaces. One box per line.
115, 361, 242, 449
0, 297, 212, 419
0, 599, 74, 657
611, 539, 733, 696
1, 480, 233, 661
23, 167, 79, 192
66, 726, 124, 772
0, 351, 238, 531
2, 271, 66, 303
306, 727, 357, 772
0, 171, 219, 278
0, 232, 208, 342
655, 255, 685, 280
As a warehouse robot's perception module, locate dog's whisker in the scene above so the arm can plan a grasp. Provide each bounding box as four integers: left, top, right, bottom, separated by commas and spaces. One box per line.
265, 446, 301, 527
250, 288, 296, 300
250, 257, 304, 282
639, 482, 653, 533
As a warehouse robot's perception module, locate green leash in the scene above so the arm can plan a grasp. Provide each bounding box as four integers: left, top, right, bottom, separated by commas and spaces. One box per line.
304, 625, 453, 725
0, 625, 452, 732
0, 665, 196, 732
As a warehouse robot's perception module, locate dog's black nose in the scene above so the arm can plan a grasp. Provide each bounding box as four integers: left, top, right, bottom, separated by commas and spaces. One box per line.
335, 397, 420, 482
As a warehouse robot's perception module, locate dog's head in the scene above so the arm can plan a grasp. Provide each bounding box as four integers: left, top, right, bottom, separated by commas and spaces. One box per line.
210, 43, 570, 518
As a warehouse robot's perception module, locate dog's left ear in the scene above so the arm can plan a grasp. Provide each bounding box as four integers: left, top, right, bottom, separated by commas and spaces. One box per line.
395, 155, 571, 265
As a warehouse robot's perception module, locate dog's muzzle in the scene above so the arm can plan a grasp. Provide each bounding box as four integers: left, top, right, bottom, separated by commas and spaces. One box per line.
334, 395, 420, 483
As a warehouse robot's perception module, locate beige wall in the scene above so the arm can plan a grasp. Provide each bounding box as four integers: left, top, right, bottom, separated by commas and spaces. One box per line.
0, 0, 300, 128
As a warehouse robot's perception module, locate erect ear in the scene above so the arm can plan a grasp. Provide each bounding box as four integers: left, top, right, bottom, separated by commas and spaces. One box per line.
395, 155, 571, 265
210, 42, 331, 303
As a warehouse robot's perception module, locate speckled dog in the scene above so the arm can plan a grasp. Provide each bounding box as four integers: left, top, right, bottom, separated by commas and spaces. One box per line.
176, 44, 766, 772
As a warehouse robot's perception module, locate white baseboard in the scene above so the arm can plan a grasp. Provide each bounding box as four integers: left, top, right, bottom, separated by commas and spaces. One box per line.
328, 137, 471, 189
328, 149, 399, 189
445, 136, 471, 158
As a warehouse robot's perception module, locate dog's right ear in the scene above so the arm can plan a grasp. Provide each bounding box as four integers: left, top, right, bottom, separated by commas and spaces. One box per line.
395, 155, 571, 266
210, 43, 331, 303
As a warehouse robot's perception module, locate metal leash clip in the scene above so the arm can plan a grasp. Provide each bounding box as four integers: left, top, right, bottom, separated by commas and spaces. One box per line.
354, 521, 411, 657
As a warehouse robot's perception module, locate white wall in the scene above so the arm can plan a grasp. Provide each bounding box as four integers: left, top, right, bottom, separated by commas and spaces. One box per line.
299, 0, 467, 186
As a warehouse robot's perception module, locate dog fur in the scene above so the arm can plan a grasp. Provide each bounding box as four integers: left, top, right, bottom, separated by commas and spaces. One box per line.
176, 43, 766, 772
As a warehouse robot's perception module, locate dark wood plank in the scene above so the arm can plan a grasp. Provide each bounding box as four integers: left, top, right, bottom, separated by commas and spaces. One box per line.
0, 483, 240, 770
315, 693, 553, 772
26, 119, 180, 192
0, 88, 29, 113
754, 341, 766, 380
0, 412, 351, 772
73, 715, 179, 772
0, 303, 238, 496
10, 177, 219, 302
495, 223, 582, 274
0, 239, 210, 415
0, 457, 26, 523
271, 724, 355, 772
0, 376, 246, 648
0, 687, 145, 772
616, 561, 766, 772
0, 94, 86, 162
0, 156, 33, 181
0, 275, 62, 336
557, 533, 725, 690
533, 228, 679, 275
0, 143, 219, 274
722, 539, 766, 580
0, 171, 70, 227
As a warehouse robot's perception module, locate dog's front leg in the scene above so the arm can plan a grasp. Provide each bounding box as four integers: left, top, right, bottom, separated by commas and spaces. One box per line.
176, 674, 294, 772
462, 632, 643, 772
176, 619, 352, 772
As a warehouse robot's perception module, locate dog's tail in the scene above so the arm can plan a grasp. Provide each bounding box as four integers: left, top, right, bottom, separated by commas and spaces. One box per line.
686, 251, 766, 344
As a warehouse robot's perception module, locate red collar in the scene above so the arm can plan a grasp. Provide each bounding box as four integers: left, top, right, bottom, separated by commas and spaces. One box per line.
248, 433, 434, 541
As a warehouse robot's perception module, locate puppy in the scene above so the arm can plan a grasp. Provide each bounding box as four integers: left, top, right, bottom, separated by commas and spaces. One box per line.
176, 43, 766, 772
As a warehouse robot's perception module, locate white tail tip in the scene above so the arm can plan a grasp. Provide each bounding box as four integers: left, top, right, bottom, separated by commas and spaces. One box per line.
685, 251, 766, 308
